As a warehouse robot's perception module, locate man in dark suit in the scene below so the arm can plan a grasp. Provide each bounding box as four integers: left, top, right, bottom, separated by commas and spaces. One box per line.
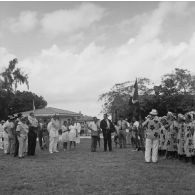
100, 114, 115, 152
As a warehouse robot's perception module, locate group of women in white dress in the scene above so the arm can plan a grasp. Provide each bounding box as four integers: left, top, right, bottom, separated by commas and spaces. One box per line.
55, 119, 81, 151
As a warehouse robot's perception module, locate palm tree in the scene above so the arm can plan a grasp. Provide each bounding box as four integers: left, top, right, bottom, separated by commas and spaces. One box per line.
0, 58, 29, 92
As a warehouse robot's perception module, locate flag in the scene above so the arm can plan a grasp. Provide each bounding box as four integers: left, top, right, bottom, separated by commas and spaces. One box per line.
33, 99, 35, 112
132, 79, 139, 104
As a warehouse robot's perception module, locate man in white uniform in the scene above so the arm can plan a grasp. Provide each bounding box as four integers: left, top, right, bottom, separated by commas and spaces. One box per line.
47, 115, 60, 153
3, 116, 15, 154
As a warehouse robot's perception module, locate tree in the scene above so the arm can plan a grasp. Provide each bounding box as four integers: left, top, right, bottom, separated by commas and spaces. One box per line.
0, 58, 29, 92
155, 68, 195, 114
99, 68, 195, 121
98, 78, 152, 121
8, 91, 47, 114
0, 59, 47, 119
162, 68, 195, 95
0, 89, 12, 119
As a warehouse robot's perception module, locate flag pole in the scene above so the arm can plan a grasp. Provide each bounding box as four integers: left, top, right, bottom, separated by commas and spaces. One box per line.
33, 99, 35, 113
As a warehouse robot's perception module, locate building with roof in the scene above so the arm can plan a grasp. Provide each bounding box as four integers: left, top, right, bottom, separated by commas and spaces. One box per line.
22, 107, 82, 126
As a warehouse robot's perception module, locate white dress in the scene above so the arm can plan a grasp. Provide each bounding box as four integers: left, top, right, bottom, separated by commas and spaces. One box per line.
74, 122, 81, 144
61, 125, 69, 142
47, 120, 59, 138
69, 125, 77, 142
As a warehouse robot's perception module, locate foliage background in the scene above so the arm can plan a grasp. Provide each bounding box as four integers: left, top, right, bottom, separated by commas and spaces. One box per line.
99, 68, 195, 122
0, 59, 47, 119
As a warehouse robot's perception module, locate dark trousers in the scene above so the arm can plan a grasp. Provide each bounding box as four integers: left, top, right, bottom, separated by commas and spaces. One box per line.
42, 132, 49, 149
28, 128, 37, 156
118, 130, 126, 148
38, 131, 43, 149
14, 134, 19, 157
91, 136, 98, 152
103, 133, 112, 151
138, 133, 145, 151
97, 136, 100, 148
63, 142, 68, 149
132, 132, 140, 149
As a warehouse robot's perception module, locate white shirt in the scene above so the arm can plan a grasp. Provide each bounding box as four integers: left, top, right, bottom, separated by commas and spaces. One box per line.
28, 115, 38, 127
88, 121, 98, 131
3, 120, 14, 136
69, 125, 76, 132
106, 119, 110, 129
16, 122, 29, 137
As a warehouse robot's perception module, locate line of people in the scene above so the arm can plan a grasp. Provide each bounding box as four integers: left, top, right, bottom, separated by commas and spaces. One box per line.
0, 112, 38, 158
87, 114, 143, 152
0, 113, 83, 158
47, 116, 81, 153
89, 110, 195, 166
0, 111, 146, 157
143, 109, 195, 164
1, 110, 194, 165
113, 115, 144, 151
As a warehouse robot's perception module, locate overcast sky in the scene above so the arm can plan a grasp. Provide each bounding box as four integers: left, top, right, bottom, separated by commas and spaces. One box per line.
0, 1, 195, 117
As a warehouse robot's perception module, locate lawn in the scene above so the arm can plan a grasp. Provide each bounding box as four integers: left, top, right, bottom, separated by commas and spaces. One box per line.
0, 138, 194, 195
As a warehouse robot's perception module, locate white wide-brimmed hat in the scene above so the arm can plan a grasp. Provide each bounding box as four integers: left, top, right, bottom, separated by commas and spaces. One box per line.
149, 109, 158, 116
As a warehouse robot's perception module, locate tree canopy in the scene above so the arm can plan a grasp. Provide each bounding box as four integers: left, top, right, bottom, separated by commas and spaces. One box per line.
0, 59, 47, 119
99, 68, 195, 122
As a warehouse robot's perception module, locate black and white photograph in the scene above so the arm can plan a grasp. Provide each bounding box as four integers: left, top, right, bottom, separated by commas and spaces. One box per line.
0, 1, 195, 194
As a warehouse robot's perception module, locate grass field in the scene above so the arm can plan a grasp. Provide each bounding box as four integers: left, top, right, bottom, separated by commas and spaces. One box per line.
0, 138, 194, 195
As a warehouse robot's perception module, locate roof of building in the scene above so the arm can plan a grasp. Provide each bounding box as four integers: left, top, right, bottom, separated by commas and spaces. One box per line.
22, 107, 81, 117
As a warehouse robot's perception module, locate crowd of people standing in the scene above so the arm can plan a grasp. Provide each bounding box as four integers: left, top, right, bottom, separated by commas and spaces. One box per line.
88, 110, 195, 165
143, 109, 195, 164
0, 113, 82, 158
0, 109, 195, 165
0, 112, 39, 158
